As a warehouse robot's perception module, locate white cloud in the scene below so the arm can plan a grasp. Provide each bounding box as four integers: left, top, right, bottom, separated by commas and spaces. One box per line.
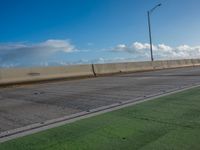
115, 44, 128, 52
91, 57, 137, 64
2, 39, 200, 68
157, 44, 173, 52
132, 42, 150, 50
112, 42, 200, 59
39, 39, 75, 53
0, 39, 74, 53
0, 39, 75, 63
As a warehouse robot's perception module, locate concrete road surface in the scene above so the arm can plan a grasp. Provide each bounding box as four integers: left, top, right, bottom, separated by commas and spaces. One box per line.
1, 67, 200, 133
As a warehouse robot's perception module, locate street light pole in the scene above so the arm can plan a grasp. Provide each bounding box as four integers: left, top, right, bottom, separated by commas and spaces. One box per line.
148, 11, 153, 61
147, 3, 162, 61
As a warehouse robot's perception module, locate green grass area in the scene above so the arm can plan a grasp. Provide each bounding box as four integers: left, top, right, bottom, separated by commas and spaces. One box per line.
1, 88, 200, 150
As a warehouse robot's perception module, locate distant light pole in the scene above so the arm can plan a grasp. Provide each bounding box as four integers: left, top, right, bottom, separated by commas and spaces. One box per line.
147, 3, 162, 61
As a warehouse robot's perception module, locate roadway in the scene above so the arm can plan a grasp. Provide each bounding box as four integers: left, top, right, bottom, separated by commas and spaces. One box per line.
1, 66, 200, 134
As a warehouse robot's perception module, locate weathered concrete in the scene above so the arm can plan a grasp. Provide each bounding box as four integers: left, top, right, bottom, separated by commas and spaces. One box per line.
0, 64, 94, 85
192, 59, 200, 66
1, 67, 200, 134
93, 59, 199, 76
0, 59, 200, 85
93, 61, 154, 75
152, 60, 164, 69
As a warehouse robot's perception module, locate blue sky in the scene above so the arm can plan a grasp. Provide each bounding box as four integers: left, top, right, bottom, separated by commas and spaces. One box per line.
0, 0, 200, 67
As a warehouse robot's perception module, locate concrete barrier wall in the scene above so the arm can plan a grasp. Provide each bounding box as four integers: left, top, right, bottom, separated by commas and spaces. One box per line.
192, 59, 200, 66
152, 61, 167, 69
93, 61, 154, 75
124, 61, 154, 72
0, 59, 199, 85
166, 59, 194, 68
94, 59, 198, 76
166, 59, 185, 68
0, 64, 94, 85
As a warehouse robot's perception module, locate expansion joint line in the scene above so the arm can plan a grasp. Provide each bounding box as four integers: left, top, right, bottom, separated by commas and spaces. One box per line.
92, 64, 97, 77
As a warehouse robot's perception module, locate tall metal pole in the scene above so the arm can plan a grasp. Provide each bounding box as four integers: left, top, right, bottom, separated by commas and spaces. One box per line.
148, 11, 154, 61
147, 3, 162, 62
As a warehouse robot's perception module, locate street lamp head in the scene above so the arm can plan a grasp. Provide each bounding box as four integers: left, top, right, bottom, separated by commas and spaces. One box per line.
149, 3, 162, 14
158, 3, 162, 7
